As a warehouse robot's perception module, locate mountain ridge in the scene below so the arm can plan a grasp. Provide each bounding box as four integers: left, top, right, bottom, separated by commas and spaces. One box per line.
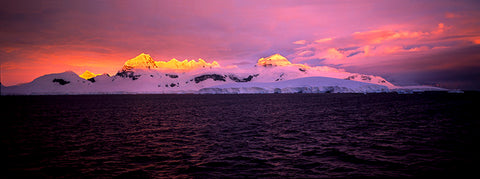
121, 53, 220, 72
1, 53, 451, 95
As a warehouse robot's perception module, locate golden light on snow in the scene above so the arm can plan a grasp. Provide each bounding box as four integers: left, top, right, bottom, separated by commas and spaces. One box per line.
79, 70, 101, 80
257, 54, 292, 67
156, 58, 220, 70
121, 53, 220, 71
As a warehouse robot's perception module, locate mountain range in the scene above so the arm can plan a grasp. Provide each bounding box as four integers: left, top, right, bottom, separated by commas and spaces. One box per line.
1, 53, 450, 95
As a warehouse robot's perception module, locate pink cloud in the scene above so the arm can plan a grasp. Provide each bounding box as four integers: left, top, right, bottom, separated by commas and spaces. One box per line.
291, 20, 475, 67
293, 40, 307, 45
314, 38, 333, 43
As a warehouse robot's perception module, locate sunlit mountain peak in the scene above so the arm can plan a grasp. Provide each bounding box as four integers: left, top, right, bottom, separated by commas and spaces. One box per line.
79, 70, 101, 80
155, 58, 220, 70
257, 54, 292, 67
121, 53, 220, 71
122, 53, 158, 71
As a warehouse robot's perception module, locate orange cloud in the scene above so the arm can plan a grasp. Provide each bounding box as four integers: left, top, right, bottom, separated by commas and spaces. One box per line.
326, 48, 346, 59
353, 29, 428, 44
438, 23, 445, 29
408, 46, 431, 52
293, 40, 307, 45
432, 23, 446, 35
445, 12, 460, 18
353, 23, 448, 45
2, 47, 20, 53
376, 46, 401, 54
363, 45, 371, 56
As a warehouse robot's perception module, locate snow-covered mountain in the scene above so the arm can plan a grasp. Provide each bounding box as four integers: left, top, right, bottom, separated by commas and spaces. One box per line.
1, 53, 448, 95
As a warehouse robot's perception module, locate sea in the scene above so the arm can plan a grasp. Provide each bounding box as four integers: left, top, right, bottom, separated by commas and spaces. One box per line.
2, 93, 479, 178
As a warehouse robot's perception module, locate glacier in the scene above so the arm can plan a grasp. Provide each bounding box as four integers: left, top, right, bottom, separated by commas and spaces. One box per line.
199, 77, 390, 94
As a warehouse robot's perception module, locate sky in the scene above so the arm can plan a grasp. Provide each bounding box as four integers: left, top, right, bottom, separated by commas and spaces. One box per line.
1, 0, 479, 89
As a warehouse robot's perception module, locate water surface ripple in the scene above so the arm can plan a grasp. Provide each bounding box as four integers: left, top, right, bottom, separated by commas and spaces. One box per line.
2, 93, 479, 178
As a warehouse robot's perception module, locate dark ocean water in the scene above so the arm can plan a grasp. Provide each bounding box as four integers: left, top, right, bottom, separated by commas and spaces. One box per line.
2, 93, 479, 178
